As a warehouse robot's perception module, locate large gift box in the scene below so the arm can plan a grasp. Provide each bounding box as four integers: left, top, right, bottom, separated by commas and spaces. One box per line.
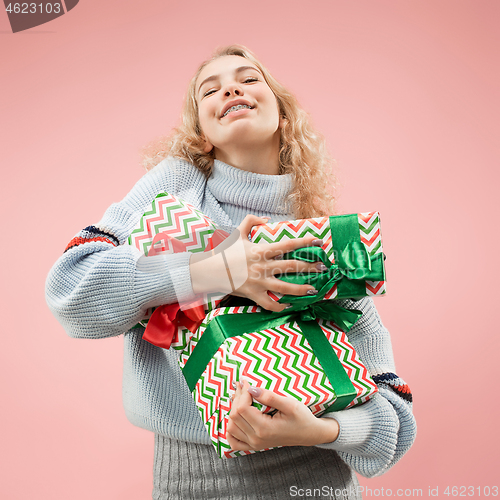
171, 301, 379, 458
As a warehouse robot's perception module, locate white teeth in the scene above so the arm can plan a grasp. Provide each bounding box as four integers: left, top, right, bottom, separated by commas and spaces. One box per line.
223, 104, 252, 117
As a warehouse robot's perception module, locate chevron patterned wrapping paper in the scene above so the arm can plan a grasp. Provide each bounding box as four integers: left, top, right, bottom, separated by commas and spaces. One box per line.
250, 212, 386, 303
175, 305, 378, 459
126, 192, 228, 324
127, 192, 218, 255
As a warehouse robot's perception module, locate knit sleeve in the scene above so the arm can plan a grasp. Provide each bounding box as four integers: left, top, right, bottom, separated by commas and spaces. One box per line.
45, 159, 202, 339
316, 298, 417, 478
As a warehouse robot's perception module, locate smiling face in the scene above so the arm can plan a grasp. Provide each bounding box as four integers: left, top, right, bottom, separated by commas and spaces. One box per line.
196, 55, 283, 156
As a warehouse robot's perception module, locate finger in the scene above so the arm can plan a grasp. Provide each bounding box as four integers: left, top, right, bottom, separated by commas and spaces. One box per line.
229, 410, 256, 438
231, 380, 249, 409
226, 430, 251, 451
229, 384, 238, 403
231, 381, 248, 408
233, 381, 276, 423
238, 215, 270, 238
253, 292, 291, 312
229, 382, 258, 436
266, 277, 318, 298
233, 379, 256, 411
234, 380, 243, 397
265, 236, 323, 259
266, 259, 327, 275
227, 415, 251, 444
245, 385, 300, 419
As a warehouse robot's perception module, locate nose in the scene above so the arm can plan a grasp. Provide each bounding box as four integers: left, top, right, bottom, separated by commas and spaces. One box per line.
224, 83, 243, 97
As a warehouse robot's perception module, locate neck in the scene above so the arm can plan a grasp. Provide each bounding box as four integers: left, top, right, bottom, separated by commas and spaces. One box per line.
214, 131, 281, 175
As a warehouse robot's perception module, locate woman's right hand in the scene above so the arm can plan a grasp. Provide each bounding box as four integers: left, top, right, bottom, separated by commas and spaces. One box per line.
191, 215, 325, 312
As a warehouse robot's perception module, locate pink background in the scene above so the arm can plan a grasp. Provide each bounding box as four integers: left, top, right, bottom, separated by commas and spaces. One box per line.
1, 1, 499, 498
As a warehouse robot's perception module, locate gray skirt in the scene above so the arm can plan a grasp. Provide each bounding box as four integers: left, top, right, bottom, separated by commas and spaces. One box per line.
153, 435, 361, 500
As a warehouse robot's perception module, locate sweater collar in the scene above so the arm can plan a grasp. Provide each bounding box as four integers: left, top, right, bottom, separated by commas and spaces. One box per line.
207, 160, 293, 214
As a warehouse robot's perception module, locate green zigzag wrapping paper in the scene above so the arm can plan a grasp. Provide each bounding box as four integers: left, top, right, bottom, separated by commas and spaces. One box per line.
249, 212, 386, 303
127, 192, 218, 255
126, 192, 228, 327
177, 304, 379, 459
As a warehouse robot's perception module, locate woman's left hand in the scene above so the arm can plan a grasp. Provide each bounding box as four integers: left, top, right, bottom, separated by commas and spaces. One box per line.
227, 380, 340, 451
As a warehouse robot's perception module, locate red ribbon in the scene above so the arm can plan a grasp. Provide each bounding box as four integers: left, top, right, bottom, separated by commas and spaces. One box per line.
142, 302, 207, 349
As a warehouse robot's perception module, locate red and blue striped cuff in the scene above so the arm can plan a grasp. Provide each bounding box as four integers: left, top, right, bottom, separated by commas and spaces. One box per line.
372, 372, 413, 403
64, 225, 119, 253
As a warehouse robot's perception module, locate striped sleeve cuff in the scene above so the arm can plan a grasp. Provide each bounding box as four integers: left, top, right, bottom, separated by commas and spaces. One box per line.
372, 372, 413, 403
64, 225, 120, 253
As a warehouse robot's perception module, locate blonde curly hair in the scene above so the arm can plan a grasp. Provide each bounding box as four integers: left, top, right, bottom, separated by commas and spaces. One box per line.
142, 45, 337, 218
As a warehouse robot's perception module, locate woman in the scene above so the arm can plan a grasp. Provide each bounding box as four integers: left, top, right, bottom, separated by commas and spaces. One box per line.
46, 45, 416, 499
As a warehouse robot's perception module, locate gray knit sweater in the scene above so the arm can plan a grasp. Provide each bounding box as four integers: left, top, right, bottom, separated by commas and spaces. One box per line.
45, 158, 416, 478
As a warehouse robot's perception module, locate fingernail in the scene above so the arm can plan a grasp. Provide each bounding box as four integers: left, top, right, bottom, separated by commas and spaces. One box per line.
306, 289, 319, 295
312, 239, 323, 247
231, 381, 236, 389
274, 254, 283, 260
284, 304, 293, 309
248, 386, 262, 397
316, 263, 328, 271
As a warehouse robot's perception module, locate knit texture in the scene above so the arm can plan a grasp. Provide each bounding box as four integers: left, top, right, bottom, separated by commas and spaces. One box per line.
153, 436, 361, 499
46, 157, 416, 478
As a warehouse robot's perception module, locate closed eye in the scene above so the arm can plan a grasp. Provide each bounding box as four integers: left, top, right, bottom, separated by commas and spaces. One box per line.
203, 88, 218, 97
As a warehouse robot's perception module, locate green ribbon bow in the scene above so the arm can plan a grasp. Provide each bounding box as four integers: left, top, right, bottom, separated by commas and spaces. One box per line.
279, 214, 385, 303
182, 300, 363, 412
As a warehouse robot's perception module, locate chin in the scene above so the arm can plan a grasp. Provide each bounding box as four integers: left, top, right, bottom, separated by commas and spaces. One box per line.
223, 126, 279, 146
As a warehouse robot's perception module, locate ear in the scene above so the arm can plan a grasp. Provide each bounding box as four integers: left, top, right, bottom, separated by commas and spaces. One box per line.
200, 133, 214, 153
279, 116, 288, 130
203, 140, 214, 154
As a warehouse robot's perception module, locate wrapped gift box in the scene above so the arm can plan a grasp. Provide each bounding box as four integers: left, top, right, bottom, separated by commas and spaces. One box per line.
250, 212, 386, 303
126, 192, 229, 329
176, 303, 379, 459
127, 192, 219, 255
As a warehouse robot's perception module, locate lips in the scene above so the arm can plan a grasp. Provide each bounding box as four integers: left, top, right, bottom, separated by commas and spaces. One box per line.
220, 99, 254, 119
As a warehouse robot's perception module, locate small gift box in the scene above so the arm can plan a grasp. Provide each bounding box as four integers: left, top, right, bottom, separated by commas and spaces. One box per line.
250, 212, 386, 303
126, 192, 229, 342
176, 301, 379, 459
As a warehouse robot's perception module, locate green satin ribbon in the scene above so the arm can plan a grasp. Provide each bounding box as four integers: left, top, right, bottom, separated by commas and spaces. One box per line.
182, 301, 363, 412
279, 214, 385, 303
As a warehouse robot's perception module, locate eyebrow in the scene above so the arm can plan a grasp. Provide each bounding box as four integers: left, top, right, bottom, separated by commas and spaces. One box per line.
197, 66, 261, 95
